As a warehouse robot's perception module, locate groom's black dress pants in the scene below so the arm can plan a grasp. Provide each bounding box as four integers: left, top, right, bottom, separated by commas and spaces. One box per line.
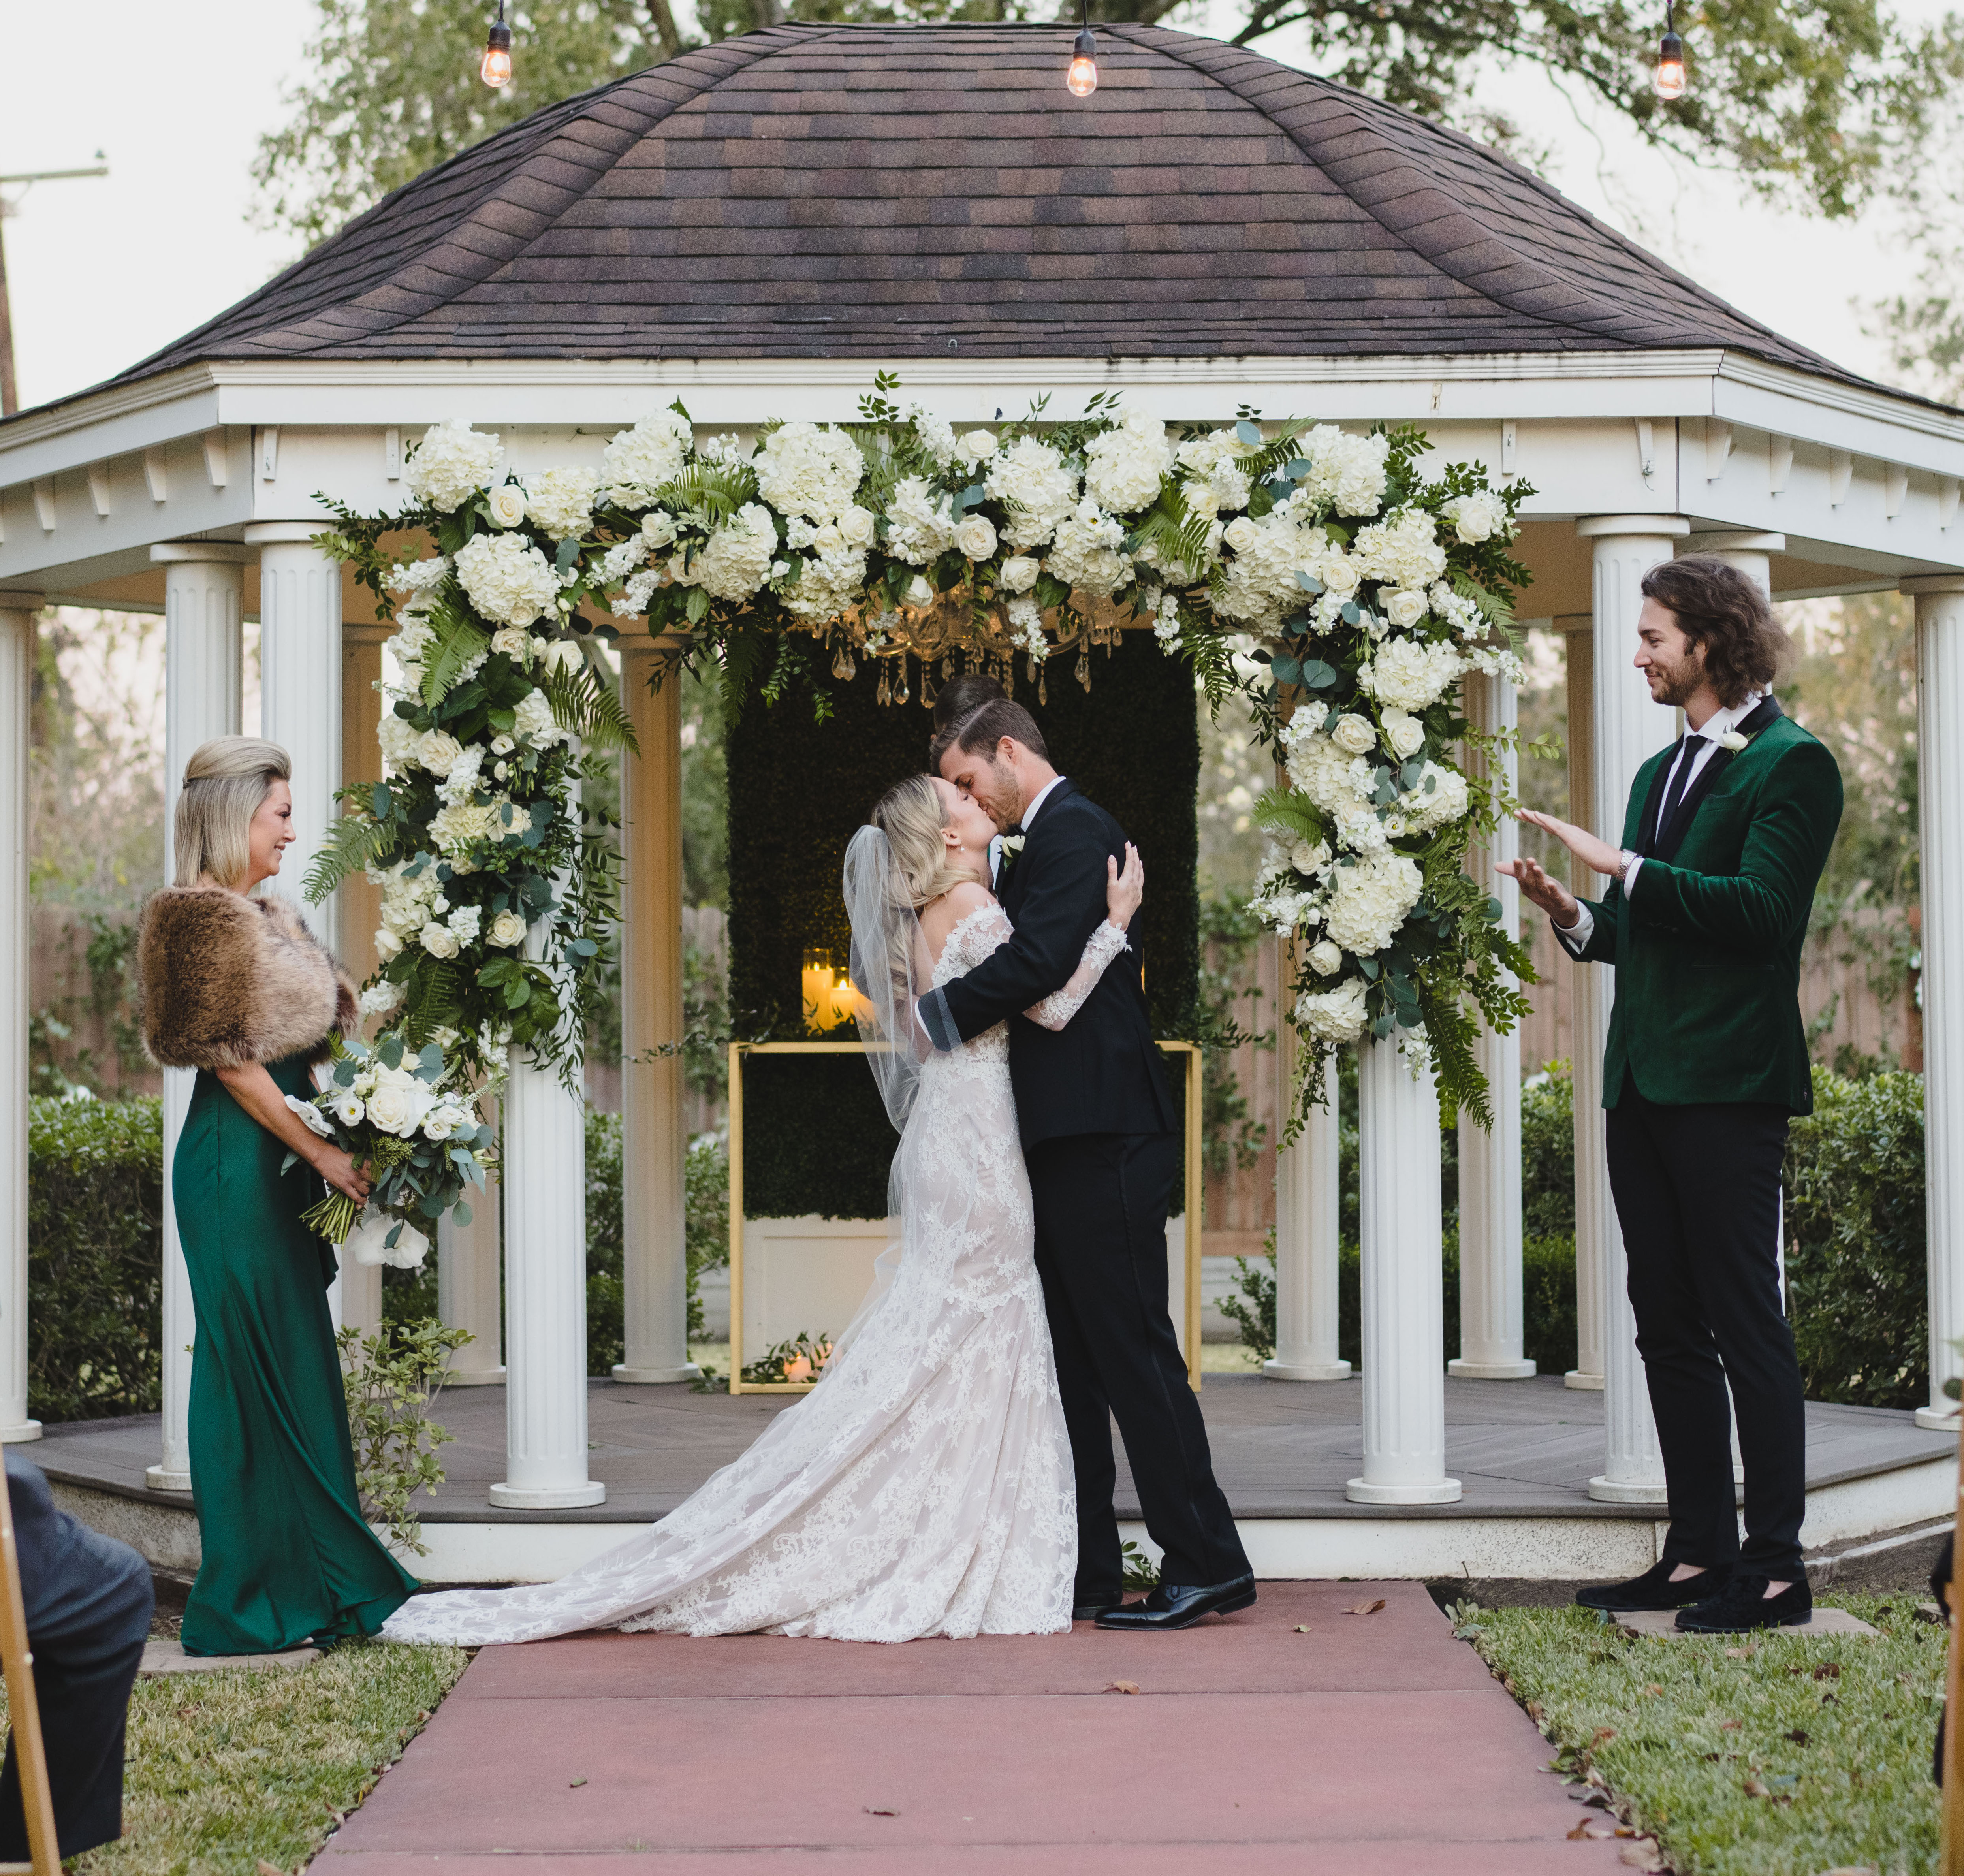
1025, 1131, 1249, 1600
1605, 1089, 1805, 1579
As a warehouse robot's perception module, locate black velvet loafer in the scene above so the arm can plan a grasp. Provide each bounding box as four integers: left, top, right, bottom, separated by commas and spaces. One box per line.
1093, 1575, 1257, 1630
1675, 1575, 1813, 1633
1575, 1558, 1730, 1613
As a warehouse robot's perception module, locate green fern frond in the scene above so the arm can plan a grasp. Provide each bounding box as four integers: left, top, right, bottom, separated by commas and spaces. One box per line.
420, 595, 490, 707
660, 460, 760, 528
541, 660, 640, 758
304, 811, 393, 905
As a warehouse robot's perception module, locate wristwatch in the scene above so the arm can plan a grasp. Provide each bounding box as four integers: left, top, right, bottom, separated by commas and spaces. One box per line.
1612, 848, 1637, 882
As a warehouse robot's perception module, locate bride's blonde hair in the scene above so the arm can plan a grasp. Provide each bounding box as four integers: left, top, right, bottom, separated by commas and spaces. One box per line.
869, 775, 976, 909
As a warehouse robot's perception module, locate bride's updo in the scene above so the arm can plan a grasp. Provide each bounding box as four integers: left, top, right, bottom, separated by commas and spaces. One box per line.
869, 775, 976, 909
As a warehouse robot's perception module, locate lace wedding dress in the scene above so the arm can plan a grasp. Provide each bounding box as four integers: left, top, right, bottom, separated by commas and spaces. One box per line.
381, 903, 1128, 1647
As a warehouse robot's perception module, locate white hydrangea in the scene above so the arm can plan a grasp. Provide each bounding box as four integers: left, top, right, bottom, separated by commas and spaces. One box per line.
1401, 760, 1471, 835
692, 503, 778, 603
1174, 430, 1252, 516
1429, 581, 1489, 642
359, 980, 406, 1018
886, 476, 958, 566
1295, 977, 1370, 1043
377, 711, 421, 770
406, 422, 502, 512
907, 405, 958, 469
1046, 502, 1129, 595
1359, 638, 1465, 712
783, 532, 868, 625
1300, 426, 1388, 517
600, 412, 693, 506
427, 800, 504, 854
1084, 407, 1171, 514
984, 437, 1079, 550
387, 555, 452, 601
754, 422, 863, 522
436, 743, 486, 805
522, 466, 596, 542
1282, 725, 1369, 818
1324, 852, 1424, 956
1214, 503, 1324, 633
1441, 489, 1509, 544
1354, 507, 1448, 591
512, 686, 566, 748
455, 531, 560, 628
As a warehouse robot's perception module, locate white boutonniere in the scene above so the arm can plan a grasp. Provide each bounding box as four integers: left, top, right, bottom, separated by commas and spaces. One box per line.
1718, 730, 1750, 753
998, 834, 1025, 869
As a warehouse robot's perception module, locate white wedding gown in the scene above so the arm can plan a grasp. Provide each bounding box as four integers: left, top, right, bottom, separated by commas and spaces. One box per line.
381, 903, 1127, 1647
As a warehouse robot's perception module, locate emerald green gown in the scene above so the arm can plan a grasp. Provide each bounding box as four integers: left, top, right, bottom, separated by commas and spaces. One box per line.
175, 1054, 418, 1655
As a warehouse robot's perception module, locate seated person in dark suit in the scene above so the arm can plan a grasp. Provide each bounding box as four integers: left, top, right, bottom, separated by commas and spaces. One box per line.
0, 1453, 153, 1861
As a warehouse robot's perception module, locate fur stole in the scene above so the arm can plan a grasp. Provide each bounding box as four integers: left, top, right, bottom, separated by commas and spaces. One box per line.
139, 886, 358, 1071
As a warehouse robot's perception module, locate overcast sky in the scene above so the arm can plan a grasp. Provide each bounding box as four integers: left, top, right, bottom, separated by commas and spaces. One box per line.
0, 0, 1947, 412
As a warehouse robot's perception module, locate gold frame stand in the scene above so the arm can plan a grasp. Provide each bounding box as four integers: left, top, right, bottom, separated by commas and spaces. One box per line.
726, 1039, 1205, 1396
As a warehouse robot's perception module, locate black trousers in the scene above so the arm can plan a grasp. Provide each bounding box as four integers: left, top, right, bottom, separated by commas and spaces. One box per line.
1025, 1131, 1249, 1598
1605, 1089, 1806, 1579
0, 1458, 154, 1862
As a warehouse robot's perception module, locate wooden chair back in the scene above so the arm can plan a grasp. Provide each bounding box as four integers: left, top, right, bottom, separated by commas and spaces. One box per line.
0, 1470, 61, 1876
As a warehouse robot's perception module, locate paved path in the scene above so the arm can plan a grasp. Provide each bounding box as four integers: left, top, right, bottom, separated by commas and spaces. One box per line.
323, 1581, 1625, 1873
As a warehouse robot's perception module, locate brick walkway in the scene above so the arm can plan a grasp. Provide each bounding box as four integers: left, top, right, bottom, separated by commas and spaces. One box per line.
323, 1581, 1625, 1873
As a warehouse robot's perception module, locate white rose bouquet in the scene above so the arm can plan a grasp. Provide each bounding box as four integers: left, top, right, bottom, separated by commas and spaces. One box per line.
282, 1034, 497, 1266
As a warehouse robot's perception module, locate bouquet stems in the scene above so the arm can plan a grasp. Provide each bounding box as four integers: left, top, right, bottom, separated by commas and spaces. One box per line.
300, 1191, 360, 1246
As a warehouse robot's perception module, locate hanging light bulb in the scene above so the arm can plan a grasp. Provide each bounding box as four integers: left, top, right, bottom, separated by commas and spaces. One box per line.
1067, 0, 1098, 97
1652, 1, 1686, 99
482, 2, 514, 88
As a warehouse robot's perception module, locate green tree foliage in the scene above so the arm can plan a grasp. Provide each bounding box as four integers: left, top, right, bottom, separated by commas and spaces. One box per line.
257, 0, 1962, 248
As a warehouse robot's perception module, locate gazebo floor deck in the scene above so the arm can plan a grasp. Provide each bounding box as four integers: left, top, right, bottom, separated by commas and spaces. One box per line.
36, 1374, 1957, 1586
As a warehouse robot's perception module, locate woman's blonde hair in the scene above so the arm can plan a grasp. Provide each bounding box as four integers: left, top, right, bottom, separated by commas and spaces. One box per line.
869, 774, 976, 909
174, 737, 290, 890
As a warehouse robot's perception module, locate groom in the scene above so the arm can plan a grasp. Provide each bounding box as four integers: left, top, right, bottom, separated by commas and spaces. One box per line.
916, 677, 1255, 1630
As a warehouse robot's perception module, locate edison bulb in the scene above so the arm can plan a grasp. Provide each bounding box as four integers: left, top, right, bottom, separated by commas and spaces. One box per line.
1652, 32, 1686, 99
1067, 26, 1098, 96
482, 44, 513, 86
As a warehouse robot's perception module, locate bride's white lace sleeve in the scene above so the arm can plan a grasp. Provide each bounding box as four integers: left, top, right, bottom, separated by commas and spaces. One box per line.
1025, 921, 1130, 1031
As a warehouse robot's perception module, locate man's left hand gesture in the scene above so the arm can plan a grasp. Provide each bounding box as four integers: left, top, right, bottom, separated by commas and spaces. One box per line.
1515, 810, 1625, 881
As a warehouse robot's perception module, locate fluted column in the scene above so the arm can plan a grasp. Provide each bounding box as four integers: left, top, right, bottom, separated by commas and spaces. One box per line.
1451, 668, 1534, 1379
151, 547, 246, 1488
613, 644, 696, 1383
1577, 515, 1687, 1504
1347, 1034, 1459, 1504
1553, 614, 1605, 1392
1908, 575, 1964, 1428
1265, 1012, 1348, 1381
0, 598, 41, 1443
438, 1142, 506, 1385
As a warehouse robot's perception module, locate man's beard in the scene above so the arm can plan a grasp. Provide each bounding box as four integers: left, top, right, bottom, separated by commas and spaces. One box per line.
978, 762, 1024, 832
1646, 658, 1703, 709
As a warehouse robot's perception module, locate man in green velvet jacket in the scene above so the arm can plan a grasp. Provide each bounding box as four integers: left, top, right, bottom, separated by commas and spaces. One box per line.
1505, 553, 1842, 1635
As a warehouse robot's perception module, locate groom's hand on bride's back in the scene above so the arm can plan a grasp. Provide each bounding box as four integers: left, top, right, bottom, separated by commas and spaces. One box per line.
1106, 843, 1144, 931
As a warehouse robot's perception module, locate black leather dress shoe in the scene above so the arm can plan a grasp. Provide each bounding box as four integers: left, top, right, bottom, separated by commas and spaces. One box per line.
1575, 1558, 1730, 1613
1072, 1599, 1123, 1622
1676, 1575, 1813, 1634
1094, 1575, 1257, 1630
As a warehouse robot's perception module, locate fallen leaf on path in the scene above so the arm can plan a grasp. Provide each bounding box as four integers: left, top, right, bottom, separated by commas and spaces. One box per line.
1724, 1644, 1757, 1658
1567, 1821, 1611, 1840
1743, 1777, 1772, 1798
863, 1807, 899, 1817
1293, 1624, 1313, 1633
568, 1779, 587, 1788
258, 1863, 286, 1876
1814, 1661, 1842, 1681
1720, 1720, 1742, 1731
1345, 1599, 1387, 1616
1106, 1680, 1140, 1695
1618, 1841, 1667, 1872
1641, 1683, 1664, 1696
1590, 1728, 1617, 1748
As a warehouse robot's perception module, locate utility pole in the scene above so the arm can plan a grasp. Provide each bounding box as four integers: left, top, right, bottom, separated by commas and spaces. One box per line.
0, 156, 109, 418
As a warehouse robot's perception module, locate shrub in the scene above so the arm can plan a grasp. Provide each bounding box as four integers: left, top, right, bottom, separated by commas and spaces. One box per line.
26, 1095, 162, 1421
1785, 1064, 1926, 1408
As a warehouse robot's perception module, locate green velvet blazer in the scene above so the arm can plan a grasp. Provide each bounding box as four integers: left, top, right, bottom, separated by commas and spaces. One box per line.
1571, 704, 1842, 1115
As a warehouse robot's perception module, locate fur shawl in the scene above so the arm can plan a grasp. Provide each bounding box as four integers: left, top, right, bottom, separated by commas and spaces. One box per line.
139, 887, 358, 1071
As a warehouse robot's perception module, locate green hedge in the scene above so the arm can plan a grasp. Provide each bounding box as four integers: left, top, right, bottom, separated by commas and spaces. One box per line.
727, 634, 1200, 1219
26, 1096, 163, 1422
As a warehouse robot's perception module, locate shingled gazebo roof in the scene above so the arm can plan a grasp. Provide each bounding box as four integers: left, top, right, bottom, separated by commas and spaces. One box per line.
118, 23, 1849, 384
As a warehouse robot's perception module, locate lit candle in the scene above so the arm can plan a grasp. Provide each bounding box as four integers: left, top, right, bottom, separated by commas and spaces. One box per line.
801, 949, 835, 1031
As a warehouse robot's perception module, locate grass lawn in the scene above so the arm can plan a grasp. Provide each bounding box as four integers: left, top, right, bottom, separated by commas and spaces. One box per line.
2, 1639, 470, 1876
1458, 1594, 1946, 1876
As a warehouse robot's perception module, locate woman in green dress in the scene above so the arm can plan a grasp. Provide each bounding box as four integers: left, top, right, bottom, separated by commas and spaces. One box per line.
139, 736, 416, 1655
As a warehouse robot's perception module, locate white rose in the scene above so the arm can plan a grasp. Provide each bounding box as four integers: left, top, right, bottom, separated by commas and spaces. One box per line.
1318, 553, 1361, 598
1385, 588, 1429, 630
1291, 839, 1330, 876
374, 927, 402, 962
415, 729, 464, 776
421, 1103, 466, 1142
957, 429, 998, 464
1001, 555, 1040, 595
905, 575, 935, 607
420, 921, 461, 960
955, 514, 999, 561
490, 733, 515, 755
1443, 489, 1507, 544
1223, 517, 1259, 555
1308, 940, 1343, 977
1332, 714, 1377, 756
838, 504, 877, 549
487, 910, 528, 948
490, 627, 533, 663
640, 510, 678, 550
486, 484, 528, 529
1382, 708, 1426, 760
362, 1080, 417, 1137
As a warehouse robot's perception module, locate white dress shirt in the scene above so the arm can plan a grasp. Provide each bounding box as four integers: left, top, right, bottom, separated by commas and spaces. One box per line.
987, 775, 1064, 888
1557, 694, 1764, 954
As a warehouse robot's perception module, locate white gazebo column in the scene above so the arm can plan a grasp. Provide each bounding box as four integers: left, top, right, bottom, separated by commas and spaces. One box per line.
1451, 668, 1534, 1379
1347, 1035, 1459, 1503
612, 644, 697, 1384
1682, 530, 1785, 593
0, 596, 42, 1443
1576, 516, 1686, 1504
438, 1129, 506, 1386
1265, 1031, 1349, 1382
1907, 575, 1964, 1428
151, 547, 246, 1488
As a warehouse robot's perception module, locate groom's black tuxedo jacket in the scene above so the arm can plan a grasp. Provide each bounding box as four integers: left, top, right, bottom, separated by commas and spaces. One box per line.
918, 781, 1176, 1150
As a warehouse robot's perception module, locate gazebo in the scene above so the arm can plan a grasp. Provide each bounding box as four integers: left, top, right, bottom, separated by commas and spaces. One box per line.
2, 21, 1961, 1575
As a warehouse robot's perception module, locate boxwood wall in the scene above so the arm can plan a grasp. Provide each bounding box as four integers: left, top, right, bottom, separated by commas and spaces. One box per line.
728, 634, 1200, 1218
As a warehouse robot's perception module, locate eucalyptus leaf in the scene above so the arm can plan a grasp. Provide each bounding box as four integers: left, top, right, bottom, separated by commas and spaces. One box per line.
1236, 420, 1263, 446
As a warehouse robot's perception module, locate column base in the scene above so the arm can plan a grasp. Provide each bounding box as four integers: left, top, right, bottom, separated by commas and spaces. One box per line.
1262, 1358, 1352, 1382
1564, 1369, 1606, 1391
145, 1463, 192, 1492
1448, 1358, 1538, 1380
1345, 1476, 1462, 1505
1587, 1474, 1670, 1505
442, 1367, 508, 1387
611, 1363, 702, 1384
0, 1421, 41, 1445
489, 1480, 607, 1509
1915, 1405, 1962, 1431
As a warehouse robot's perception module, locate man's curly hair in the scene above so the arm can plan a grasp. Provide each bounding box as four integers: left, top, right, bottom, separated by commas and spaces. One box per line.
1640, 554, 1793, 709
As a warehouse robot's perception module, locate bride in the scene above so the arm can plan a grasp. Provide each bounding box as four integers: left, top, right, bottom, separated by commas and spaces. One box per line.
381, 773, 1143, 1646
